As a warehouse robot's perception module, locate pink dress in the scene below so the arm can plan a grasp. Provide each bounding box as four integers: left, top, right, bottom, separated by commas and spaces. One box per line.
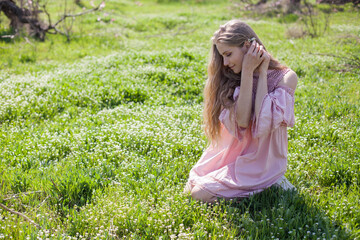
186, 68, 295, 199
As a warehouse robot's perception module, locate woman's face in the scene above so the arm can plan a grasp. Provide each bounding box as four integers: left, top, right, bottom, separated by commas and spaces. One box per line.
216, 42, 248, 74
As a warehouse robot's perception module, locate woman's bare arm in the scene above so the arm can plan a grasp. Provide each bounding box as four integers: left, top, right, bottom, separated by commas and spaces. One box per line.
235, 40, 265, 128
254, 71, 268, 121
254, 45, 271, 122
235, 70, 254, 128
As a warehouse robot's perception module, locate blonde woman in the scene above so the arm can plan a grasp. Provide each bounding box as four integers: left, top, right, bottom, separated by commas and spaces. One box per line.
185, 20, 298, 203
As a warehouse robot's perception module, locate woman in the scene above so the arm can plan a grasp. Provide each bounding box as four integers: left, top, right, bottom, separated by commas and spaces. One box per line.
184, 20, 298, 203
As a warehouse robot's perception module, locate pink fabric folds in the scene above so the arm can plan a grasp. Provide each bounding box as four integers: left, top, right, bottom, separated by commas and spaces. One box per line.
218, 86, 247, 141
186, 68, 295, 199
252, 85, 295, 138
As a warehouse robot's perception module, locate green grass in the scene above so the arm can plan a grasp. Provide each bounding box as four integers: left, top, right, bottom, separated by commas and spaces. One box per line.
0, 0, 359, 239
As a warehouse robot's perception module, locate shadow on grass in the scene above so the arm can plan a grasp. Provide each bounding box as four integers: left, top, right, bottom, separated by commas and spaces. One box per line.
215, 187, 350, 239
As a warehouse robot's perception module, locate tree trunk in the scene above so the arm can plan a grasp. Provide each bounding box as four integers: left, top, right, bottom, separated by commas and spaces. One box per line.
290, 0, 301, 5
0, 0, 46, 40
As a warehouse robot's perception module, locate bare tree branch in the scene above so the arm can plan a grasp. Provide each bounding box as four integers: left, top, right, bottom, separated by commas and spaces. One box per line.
42, 3, 52, 27
45, 1, 105, 41
33, 195, 50, 211
0, 202, 41, 229
3, 190, 43, 201
0, 0, 105, 41
52, 1, 104, 29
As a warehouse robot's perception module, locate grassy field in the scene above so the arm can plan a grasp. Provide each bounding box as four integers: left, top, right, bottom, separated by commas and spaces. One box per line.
0, 0, 359, 239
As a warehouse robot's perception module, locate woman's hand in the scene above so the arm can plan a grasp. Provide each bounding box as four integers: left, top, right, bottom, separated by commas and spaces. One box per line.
242, 40, 270, 74
242, 40, 264, 73
258, 48, 270, 74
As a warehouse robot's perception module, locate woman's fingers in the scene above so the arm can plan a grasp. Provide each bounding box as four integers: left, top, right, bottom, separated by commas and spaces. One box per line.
257, 45, 263, 57
260, 48, 270, 60
247, 40, 263, 54
259, 45, 264, 52
253, 42, 259, 55
253, 43, 263, 60
251, 41, 264, 58
248, 40, 256, 53
243, 40, 269, 72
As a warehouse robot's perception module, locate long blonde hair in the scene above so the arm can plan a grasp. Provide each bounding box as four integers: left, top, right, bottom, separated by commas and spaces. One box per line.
203, 20, 287, 142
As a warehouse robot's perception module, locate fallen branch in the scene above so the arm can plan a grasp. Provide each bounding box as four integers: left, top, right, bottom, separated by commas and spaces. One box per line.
0, 167, 6, 192
309, 52, 360, 72
0, 202, 41, 229
34, 195, 49, 211
3, 190, 44, 201
173, 27, 197, 36
24, 37, 35, 46
50, 178, 60, 193
1, 35, 15, 39
311, 52, 359, 62
145, 26, 197, 38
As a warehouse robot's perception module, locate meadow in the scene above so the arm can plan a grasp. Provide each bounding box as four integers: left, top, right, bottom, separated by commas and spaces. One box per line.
0, 0, 359, 239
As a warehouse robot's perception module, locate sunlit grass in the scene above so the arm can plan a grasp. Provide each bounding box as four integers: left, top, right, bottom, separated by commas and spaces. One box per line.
0, 0, 359, 239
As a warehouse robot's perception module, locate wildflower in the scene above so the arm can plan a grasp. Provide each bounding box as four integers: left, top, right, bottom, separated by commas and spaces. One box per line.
99, 2, 106, 10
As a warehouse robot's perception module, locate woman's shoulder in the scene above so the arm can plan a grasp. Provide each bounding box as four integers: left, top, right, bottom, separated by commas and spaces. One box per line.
264, 68, 291, 92
277, 68, 298, 91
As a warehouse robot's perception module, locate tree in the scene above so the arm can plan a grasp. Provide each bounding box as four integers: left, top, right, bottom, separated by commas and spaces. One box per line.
0, 0, 105, 41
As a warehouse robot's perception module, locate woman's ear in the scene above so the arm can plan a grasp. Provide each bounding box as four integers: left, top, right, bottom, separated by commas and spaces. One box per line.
244, 41, 252, 49
242, 42, 250, 53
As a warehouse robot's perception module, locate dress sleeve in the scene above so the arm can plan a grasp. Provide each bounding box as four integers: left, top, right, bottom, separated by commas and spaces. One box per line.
219, 87, 247, 140
252, 85, 295, 138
